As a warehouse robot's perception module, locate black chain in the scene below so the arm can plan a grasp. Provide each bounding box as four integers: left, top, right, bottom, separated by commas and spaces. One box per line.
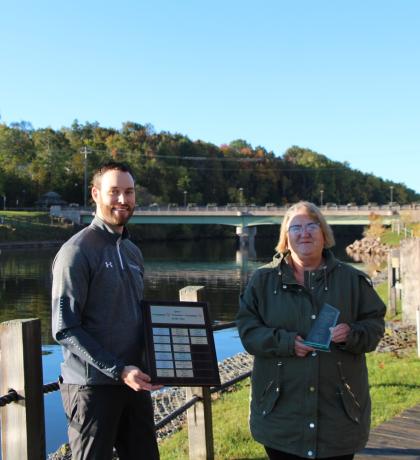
0, 389, 19, 407
0, 381, 60, 407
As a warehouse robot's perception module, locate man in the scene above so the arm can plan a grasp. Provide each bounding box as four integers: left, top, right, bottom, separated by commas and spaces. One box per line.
52, 161, 160, 460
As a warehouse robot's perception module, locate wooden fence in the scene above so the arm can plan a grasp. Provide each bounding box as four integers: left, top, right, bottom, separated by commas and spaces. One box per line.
0, 286, 249, 460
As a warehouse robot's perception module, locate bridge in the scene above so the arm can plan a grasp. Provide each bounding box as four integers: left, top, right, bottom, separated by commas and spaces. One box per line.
70, 204, 398, 247
77, 204, 397, 227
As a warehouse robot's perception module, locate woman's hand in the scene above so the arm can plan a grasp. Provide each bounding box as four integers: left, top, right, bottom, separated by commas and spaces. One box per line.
294, 335, 315, 358
331, 323, 351, 344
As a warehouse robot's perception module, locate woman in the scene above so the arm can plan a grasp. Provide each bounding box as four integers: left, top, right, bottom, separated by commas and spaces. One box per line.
236, 201, 386, 460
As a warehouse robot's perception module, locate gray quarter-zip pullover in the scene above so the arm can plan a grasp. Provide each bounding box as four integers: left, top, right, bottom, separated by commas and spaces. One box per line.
52, 216, 145, 384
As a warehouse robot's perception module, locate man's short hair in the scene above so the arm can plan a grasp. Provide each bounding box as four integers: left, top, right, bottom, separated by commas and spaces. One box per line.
91, 161, 134, 188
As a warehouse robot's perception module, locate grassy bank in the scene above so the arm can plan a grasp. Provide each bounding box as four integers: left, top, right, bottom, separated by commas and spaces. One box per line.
159, 351, 420, 460
374, 281, 402, 321
0, 211, 78, 242
380, 223, 420, 246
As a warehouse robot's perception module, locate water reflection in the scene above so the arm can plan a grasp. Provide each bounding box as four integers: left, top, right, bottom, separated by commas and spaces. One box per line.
0, 231, 361, 345
0, 241, 262, 344
0, 248, 56, 343
141, 240, 262, 324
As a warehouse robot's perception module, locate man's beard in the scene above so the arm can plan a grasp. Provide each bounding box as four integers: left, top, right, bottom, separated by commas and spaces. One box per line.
99, 203, 134, 227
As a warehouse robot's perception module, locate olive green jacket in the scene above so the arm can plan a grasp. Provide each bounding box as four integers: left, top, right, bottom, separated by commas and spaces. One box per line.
236, 250, 386, 459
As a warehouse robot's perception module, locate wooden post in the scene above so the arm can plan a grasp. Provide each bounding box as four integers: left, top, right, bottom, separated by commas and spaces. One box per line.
387, 252, 396, 316
179, 286, 214, 460
387, 250, 400, 317
0, 319, 46, 460
417, 307, 420, 358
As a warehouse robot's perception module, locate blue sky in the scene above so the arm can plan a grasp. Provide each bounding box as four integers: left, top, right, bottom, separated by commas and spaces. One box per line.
1, 0, 419, 193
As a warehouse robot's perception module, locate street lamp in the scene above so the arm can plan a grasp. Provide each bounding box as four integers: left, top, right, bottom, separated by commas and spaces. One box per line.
74, 183, 79, 203
320, 189, 324, 207
239, 187, 244, 205
183, 190, 187, 208
80, 146, 91, 208
390, 186, 394, 205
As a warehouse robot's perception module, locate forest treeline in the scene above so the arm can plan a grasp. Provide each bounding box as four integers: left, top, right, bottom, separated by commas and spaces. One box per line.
0, 120, 418, 208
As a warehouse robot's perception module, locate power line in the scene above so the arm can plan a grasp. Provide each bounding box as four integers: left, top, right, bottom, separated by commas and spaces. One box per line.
82, 147, 350, 171
138, 164, 350, 172
84, 147, 267, 162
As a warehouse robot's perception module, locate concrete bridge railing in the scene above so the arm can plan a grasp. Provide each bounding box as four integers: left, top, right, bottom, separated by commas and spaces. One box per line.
52, 203, 400, 225
50, 203, 401, 248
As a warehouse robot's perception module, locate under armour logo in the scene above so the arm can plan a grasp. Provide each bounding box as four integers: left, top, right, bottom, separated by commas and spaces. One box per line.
105, 261, 113, 268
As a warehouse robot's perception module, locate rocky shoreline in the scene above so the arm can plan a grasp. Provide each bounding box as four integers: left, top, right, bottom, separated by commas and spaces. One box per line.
377, 322, 417, 355
48, 325, 417, 460
346, 236, 389, 266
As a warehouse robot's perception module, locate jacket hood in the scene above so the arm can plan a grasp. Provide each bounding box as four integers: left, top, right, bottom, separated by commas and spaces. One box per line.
269, 249, 340, 293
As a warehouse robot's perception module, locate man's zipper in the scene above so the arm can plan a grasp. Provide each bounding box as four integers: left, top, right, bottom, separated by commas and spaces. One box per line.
116, 238, 124, 269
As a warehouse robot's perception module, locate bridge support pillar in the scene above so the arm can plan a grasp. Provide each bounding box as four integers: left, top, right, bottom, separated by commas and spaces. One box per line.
236, 226, 256, 250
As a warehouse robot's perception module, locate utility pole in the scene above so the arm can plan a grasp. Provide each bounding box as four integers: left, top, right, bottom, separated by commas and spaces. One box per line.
80, 147, 91, 208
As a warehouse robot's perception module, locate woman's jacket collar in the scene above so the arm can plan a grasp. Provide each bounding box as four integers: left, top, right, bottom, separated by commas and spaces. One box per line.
271, 249, 340, 293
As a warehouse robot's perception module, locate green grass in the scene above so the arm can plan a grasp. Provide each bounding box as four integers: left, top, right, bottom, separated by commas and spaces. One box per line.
0, 210, 79, 241
159, 380, 266, 460
0, 210, 49, 219
159, 351, 420, 460
380, 230, 403, 246
375, 281, 402, 321
374, 281, 387, 304
368, 351, 420, 426
380, 223, 419, 246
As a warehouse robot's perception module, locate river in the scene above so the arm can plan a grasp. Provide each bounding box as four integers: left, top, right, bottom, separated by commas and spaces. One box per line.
0, 229, 362, 455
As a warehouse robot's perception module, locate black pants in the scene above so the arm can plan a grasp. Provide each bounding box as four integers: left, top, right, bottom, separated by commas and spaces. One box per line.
60, 383, 159, 460
265, 446, 354, 460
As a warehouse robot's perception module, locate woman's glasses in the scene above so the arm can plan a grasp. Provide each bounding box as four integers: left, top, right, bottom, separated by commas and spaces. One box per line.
288, 222, 321, 235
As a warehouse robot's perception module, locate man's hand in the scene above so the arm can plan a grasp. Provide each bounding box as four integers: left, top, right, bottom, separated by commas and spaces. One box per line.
294, 335, 315, 358
121, 366, 163, 392
331, 323, 351, 344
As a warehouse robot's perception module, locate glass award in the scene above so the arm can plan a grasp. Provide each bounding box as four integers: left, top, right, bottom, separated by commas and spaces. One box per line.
303, 303, 340, 351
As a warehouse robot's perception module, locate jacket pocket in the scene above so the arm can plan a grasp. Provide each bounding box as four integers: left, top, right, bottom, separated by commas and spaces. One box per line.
338, 383, 361, 423
337, 360, 361, 423
256, 361, 283, 416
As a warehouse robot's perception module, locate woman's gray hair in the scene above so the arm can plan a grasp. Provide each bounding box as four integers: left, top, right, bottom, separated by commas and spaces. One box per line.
275, 201, 335, 253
